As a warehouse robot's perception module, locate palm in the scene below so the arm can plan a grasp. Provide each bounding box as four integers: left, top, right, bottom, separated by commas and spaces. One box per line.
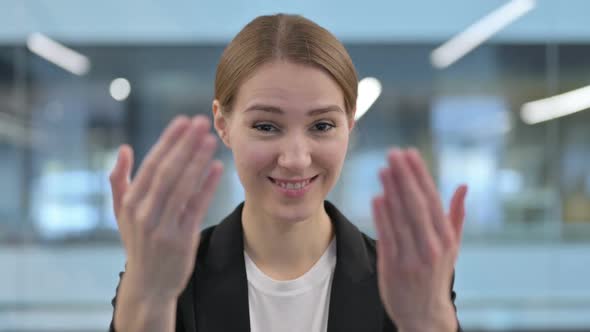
371, 148, 467, 330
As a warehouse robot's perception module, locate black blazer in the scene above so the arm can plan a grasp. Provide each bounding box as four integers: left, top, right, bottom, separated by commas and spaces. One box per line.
110, 201, 461, 331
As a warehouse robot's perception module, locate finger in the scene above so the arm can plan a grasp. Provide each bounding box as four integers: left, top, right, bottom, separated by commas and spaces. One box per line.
160, 134, 218, 227
388, 149, 439, 263
180, 160, 224, 237
379, 165, 414, 259
125, 115, 192, 206
405, 148, 451, 247
448, 185, 468, 242
140, 118, 211, 230
372, 195, 398, 265
109, 144, 134, 220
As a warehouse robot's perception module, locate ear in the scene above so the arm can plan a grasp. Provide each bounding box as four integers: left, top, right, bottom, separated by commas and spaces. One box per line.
348, 107, 356, 133
212, 100, 231, 148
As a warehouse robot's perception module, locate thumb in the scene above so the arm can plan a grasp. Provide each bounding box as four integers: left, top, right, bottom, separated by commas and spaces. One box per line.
448, 184, 468, 241
109, 144, 134, 219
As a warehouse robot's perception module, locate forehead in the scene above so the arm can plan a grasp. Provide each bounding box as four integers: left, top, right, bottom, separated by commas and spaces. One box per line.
234, 61, 345, 112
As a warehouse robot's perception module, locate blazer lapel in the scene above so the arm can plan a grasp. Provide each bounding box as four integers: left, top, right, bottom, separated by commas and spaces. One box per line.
193, 203, 251, 332
324, 201, 386, 332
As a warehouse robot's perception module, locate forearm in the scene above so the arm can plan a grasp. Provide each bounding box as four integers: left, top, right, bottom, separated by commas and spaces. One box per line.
113, 277, 177, 332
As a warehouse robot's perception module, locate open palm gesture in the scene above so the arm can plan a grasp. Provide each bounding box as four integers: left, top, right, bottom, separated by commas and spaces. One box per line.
372, 148, 467, 331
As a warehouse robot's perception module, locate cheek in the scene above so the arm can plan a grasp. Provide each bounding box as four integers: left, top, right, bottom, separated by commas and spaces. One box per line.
232, 140, 276, 175
313, 136, 349, 172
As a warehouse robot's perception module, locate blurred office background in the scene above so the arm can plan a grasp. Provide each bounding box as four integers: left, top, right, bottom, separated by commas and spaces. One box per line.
1, 0, 589, 331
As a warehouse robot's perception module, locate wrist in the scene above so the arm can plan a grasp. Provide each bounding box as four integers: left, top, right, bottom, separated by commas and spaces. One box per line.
115, 300, 177, 332
396, 304, 457, 332
399, 320, 456, 332
115, 280, 178, 332
121, 269, 181, 303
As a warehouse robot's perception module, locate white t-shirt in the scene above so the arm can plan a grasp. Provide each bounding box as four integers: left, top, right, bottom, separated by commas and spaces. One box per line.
244, 239, 337, 332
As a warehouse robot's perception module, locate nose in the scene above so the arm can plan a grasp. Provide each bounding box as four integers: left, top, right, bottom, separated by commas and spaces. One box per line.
277, 135, 312, 174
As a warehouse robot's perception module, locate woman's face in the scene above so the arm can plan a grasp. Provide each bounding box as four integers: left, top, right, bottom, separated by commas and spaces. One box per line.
214, 60, 355, 223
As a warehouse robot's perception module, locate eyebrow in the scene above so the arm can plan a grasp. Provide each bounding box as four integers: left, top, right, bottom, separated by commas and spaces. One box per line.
244, 104, 344, 116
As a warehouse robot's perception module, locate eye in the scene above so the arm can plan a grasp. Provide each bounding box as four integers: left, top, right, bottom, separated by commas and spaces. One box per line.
253, 123, 278, 133
313, 122, 335, 132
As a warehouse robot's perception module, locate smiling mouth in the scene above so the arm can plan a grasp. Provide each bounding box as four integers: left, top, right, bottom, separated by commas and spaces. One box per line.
268, 175, 319, 190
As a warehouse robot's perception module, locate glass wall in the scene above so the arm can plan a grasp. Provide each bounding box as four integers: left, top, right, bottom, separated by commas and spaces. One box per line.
1, 20, 589, 332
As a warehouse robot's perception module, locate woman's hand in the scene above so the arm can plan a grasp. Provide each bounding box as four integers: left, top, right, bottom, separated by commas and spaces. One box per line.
109, 115, 224, 303
371, 148, 467, 332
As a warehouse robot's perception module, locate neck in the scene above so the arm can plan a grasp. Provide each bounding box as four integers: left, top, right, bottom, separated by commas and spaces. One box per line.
241, 200, 334, 280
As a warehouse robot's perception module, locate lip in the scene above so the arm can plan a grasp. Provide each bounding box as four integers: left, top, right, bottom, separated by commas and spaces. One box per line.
268, 175, 319, 198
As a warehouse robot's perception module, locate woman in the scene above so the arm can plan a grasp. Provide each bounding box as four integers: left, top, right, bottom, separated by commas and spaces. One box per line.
109, 13, 468, 332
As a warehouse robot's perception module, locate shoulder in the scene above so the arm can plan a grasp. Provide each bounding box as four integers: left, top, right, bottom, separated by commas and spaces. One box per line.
360, 231, 377, 253
194, 224, 218, 265
359, 230, 378, 267
193, 203, 246, 272
200, 223, 217, 244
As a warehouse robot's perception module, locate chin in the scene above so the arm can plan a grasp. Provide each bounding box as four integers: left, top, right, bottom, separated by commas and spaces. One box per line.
269, 197, 325, 224
273, 209, 312, 224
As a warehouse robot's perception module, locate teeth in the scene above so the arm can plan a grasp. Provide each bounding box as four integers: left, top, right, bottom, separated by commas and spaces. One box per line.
275, 179, 311, 190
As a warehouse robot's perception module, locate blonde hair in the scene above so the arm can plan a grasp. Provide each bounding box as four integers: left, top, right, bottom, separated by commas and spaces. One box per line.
214, 13, 358, 117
